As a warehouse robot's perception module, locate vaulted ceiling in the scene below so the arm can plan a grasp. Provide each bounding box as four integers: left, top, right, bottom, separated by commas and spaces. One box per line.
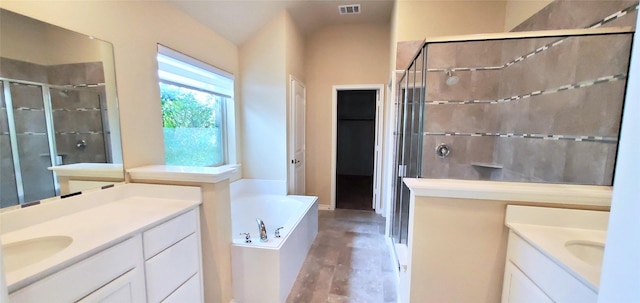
166, 0, 395, 45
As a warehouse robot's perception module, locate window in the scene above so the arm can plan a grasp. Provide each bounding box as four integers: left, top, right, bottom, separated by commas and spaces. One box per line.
157, 45, 234, 167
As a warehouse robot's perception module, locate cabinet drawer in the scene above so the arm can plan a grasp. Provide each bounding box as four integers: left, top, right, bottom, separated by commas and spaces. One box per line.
143, 209, 197, 259
162, 273, 202, 303
142, 208, 198, 260
9, 235, 143, 303
145, 233, 199, 303
508, 232, 597, 302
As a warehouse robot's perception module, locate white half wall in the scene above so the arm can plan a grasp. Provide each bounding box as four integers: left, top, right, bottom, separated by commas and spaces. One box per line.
598, 12, 640, 302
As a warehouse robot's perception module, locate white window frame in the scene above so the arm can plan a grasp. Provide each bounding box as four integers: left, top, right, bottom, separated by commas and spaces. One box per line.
157, 44, 237, 167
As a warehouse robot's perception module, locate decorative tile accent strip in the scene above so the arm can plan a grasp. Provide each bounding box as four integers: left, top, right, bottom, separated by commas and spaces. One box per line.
14, 107, 44, 111
56, 131, 104, 135
12, 131, 106, 135
1, 107, 102, 111
427, 38, 566, 73
425, 2, 637, 74
588, 3, 640, 29
53, 108, 102, 112
424, 131, 618, 143
16, 132, 47, 136
425, 74, 626, 105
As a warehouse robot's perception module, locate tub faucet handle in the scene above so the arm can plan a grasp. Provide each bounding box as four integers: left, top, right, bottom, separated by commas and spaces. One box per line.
240, 232, 251, 243
275, 227, 284, 238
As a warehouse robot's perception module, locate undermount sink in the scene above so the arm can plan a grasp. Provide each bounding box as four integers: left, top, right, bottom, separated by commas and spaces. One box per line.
3, 236, 73, 272
565, 240, 605, 267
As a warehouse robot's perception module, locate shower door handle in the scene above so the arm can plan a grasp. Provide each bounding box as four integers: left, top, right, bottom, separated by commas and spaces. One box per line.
398, 165, 406, 177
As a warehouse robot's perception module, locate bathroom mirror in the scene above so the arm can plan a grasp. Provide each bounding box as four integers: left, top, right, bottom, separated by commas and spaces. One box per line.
0, 8, 123, 208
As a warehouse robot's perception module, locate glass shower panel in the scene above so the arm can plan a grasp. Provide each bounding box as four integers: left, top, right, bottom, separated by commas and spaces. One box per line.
392, 47, 428, 246
391, 72, 408, 244
0, 82, 19, 207
50, 87, 108, 165
10, 82, 56, 202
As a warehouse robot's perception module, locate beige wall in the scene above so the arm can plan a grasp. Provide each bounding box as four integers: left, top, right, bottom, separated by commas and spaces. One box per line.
0, 1, 240, 172
284, 12, 306, 190
285, 12, 305, 82
504, 0, 553, 31
305, 23, 390, 206
395, 0, 507, 41
389, 0, 507, 71
240, 10, 304, 183
240, 12, 287, 181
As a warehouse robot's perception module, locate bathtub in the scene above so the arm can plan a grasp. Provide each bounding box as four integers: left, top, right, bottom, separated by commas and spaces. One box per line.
230, 179, 318, 303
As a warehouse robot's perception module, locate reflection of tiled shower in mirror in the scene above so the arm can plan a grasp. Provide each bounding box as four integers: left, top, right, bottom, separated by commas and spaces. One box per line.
48, 62, 110, 165
0, 58, 110, 207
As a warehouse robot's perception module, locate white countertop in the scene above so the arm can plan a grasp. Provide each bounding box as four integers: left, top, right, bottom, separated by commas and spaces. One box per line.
48, 163, 124, 179
403, 178, 612, 206
505, 205, 609, 292
128, 165, 238, 183
1, 184, 201, 292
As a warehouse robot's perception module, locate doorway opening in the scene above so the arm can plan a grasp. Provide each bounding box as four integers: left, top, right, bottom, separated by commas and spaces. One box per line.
335, 89, 378, 210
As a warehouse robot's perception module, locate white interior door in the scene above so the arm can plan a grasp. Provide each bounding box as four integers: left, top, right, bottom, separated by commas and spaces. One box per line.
373, 90, 383, 212
289, 77, 306, 195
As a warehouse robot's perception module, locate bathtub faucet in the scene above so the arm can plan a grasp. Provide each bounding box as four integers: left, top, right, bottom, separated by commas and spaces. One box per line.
256, 218, 268, 242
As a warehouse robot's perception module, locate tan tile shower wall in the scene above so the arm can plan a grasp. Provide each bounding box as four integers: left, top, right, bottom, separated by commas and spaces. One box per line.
419, 1, 635, 184
492, 32, 631, 185
421, 42, 501, 179
513, 0, 638, 31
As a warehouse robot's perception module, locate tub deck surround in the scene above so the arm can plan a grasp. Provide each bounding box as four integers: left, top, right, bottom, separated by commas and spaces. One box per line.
504, 206, 608, 292
231, 194, 317, 247
230, 179, 318, 303
127, 164, 237, 303
0, 183, 201, 292
398, 178, 612, 303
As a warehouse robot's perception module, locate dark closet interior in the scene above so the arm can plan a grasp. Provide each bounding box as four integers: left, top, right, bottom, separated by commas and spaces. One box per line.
336, 90, 376, 210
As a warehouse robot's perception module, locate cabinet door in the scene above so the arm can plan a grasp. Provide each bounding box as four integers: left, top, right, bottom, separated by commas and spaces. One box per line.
162, 273, 202, 303
76, 268, 145, 303
503, 262, 553, 303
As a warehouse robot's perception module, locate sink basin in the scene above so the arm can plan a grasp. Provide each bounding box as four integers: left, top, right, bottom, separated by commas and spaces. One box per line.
3, 236, 73, 272
565, 240, 605, 267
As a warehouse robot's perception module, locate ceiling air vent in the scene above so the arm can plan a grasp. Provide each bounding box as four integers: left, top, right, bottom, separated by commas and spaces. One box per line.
338, 4, 361, 15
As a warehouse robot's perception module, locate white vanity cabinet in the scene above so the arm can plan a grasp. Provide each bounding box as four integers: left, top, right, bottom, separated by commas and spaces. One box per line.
502, 231, 598, 303
8, 209, 203, 303
501, 205, 609, 303
502, 260, 553, 303
143, 209, 203, 303
9, 235, 146, 303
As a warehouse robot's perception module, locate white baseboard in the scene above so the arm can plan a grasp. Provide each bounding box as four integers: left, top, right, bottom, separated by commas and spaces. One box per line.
318, 204, 334, 211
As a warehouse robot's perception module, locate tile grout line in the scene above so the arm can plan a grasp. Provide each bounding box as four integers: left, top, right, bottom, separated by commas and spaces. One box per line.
423, 131, 618, 143
425, 73, 626, 105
